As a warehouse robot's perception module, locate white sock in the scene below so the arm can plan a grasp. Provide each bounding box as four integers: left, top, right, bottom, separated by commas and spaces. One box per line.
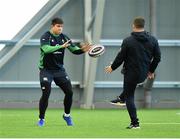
64, 113, 70, 117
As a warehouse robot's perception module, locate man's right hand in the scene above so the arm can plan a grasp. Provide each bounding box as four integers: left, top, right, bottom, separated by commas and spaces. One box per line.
62, 40, 71, 48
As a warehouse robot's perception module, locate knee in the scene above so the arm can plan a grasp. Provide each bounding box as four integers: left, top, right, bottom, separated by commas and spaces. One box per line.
40, 81, 51, 93
65, 89, 73, 97
63, 87, 73, 98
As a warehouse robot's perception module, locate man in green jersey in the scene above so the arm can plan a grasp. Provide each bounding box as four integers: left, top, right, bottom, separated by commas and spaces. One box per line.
38, 17, 90, 126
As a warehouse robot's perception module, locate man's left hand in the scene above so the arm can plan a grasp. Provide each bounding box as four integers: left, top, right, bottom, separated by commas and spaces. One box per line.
147, 72, 155, 79
80, 42, 92, 52
105, 66, 113, 73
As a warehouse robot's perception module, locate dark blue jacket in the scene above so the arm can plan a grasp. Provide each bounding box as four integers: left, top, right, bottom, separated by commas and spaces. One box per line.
111, 31, 161, 83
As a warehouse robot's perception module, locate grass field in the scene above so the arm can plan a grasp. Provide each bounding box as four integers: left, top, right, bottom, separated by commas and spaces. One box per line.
0, 108, 180, 138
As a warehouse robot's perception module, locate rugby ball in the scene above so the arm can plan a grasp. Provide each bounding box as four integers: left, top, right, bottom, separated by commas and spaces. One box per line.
88, 44, 105, 58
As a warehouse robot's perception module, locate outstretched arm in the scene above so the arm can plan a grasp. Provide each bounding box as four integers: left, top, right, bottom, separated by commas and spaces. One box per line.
41, 40, 70, 54
63, 34, 91, 54
105, 40, 127, 73
68, 42, 91, 54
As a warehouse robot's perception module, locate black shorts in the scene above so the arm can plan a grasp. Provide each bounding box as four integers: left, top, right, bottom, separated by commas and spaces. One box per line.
39, 67, 71, 85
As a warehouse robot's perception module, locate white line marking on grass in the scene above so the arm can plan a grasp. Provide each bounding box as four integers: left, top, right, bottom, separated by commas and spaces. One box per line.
142, 123, 180, 125
0, 114, 21, 117
176, 112, 180, 115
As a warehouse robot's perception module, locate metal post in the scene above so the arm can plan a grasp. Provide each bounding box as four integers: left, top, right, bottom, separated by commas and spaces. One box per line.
82, 0, 92, 88
80, 0, 92, 108
143, 0, 157, 108
82, 0, 106, 109
149, 0, 157, 36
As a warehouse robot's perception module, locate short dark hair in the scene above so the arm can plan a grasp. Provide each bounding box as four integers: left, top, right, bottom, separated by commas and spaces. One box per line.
51, 17, 64, 25
133, 17, 145, 28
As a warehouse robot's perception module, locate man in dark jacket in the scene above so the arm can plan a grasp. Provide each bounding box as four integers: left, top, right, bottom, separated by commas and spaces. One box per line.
105, 17, 161, 129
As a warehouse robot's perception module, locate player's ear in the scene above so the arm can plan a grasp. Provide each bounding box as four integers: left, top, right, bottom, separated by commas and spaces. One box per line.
51, 24, 54, 28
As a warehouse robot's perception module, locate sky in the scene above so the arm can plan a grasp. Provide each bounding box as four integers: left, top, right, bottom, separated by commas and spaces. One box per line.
0, 0, 48, 50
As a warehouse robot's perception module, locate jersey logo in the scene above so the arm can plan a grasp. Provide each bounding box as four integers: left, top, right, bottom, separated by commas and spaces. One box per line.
43, 77, 48, 81
53, 51, 62, 54
66, 76, 69, 80
62, 39, 65, 43
51, 39, 54, 42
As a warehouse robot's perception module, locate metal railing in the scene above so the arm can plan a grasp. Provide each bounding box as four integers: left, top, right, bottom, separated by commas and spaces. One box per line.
1, 39, 180, 47
0, 39, 180, 89
0, 81, 180, 89
0, 81, 80, 88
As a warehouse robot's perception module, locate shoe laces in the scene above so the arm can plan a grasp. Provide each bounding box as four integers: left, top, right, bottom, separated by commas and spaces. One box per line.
116, 96, 120, 100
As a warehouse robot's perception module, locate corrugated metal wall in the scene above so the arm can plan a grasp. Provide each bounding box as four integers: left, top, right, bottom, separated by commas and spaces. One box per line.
0, 0, 180, 108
